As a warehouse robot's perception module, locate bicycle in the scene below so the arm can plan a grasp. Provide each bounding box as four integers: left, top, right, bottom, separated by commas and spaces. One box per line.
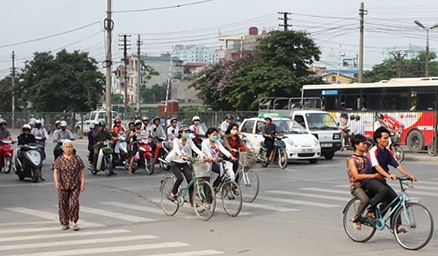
257, 137, 288, 169
213, 158, 243, 217
342, 176, 434, 250
160, 159, 216, 221
236, 151, 259, 203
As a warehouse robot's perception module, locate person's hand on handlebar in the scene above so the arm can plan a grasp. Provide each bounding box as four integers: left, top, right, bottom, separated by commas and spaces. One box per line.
387, 174, 397, 180
407, 174, 418, 182
231, 156, 237, 162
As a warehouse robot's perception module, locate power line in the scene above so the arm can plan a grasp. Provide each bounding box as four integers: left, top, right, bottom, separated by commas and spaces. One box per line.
113, 0, 220, 13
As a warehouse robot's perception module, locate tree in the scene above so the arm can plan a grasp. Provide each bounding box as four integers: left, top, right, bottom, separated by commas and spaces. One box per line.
363, 51, 438, 82
19, 49, 105, 112
190, 30, 323, 110
0, 76, 26, 112
141, 84, 167, 103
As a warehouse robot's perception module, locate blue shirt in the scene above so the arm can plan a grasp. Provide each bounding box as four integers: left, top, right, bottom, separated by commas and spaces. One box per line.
363, 146, 399, 184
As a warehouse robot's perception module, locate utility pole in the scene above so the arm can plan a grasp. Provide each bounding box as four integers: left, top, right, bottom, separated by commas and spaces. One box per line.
358, 2, 367, 83
11, 51, 15, 129
104, 0, 113, 127
278, 12, 292, 31
136, 35, 142, 114
391, 51, 406, 78
164, 46, 174, 114
119, 34, 131, 110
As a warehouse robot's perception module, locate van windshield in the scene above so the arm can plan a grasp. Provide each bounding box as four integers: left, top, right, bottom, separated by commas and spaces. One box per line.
305, 113, 338, 130
273, 119, 308, 134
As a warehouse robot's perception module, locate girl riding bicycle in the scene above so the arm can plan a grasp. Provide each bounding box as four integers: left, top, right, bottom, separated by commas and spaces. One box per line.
223, 123, 252, 181
166, 125, 206, 206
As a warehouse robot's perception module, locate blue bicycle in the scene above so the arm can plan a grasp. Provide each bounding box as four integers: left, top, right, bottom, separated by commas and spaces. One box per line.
343, 176, 434, 250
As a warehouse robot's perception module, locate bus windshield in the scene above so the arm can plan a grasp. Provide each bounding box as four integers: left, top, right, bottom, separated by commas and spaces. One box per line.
305, 113, 338, 130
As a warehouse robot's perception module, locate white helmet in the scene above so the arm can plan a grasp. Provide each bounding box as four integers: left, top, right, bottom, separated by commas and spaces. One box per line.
60, 121, 67, 127
192, 116, 200, 122
35, 119, 42, 124
22, 124, 31, 130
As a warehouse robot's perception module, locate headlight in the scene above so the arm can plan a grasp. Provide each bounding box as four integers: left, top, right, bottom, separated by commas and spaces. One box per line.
287, 138, 294, 146
333, 133, 340, 140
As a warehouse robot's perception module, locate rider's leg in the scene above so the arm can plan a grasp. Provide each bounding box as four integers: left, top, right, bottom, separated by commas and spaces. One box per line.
181, 164, 193, 203
265, 139, 274, 161
170, 163, 184, 199
212, 162, 221, 188
363, 179, 388, 216
351, 186, 369, 222
92, 146, 99, 168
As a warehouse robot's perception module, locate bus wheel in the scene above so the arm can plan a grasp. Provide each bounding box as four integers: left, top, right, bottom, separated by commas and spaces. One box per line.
406, 129, 424, 152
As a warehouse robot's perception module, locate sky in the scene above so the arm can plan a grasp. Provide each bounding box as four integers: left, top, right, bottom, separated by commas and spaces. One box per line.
1, 0, 438, 79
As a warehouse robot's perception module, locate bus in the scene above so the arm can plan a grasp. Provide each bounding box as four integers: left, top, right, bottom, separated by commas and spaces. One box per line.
302, 77, 438, 152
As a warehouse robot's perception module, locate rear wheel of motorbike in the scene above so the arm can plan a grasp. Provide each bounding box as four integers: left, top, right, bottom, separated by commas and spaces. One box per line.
145, 156, 154, 175
393, 146, 405, 162
278, 150, 288, 169
4, 157, 12, 173
104, 156, 114, 177
427, 141, 435, 156
31, 168, 40, 183
258, 149, 268, 168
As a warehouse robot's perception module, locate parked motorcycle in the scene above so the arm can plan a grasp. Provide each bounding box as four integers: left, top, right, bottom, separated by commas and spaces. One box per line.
112, 136, 128, 169
0, 138, 14, 173
13, 143, 43, 183
127, 136, 154, 175
91, 140, 114, 176
257, 137, 288, 169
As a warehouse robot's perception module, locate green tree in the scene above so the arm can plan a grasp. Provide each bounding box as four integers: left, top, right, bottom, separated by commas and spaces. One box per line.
0, 76, 26, 112
19, 49, 104, 112
141, 84, 167, 103
190, 30, 322, 110
363, 51, 438, 82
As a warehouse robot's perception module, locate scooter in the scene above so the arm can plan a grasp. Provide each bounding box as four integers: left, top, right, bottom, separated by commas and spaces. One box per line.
13, 143, 43, 183
0, 138, 14, 173
153, 137, 171, 171
128, 136, 154, 175
34, 136, 46, 161
257, 137, 288, 169
91, 140, 114, 176
112, 136, 128, 168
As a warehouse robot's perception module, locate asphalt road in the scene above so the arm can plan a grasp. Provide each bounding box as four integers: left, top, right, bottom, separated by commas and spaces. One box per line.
1, 140, 437, 255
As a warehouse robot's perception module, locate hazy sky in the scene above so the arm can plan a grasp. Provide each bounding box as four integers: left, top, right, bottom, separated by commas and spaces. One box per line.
1, 0, 438, 78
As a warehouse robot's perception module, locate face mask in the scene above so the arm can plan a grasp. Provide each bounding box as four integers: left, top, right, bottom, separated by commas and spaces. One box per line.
230, 130, 238, 135
194, 121, 199, 125
183, 133, 190, 139
210, 135, 218, 141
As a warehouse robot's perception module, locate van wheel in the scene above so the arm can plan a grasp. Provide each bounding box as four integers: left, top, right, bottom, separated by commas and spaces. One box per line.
324, 152, 335, 160
309, 159, 319, 164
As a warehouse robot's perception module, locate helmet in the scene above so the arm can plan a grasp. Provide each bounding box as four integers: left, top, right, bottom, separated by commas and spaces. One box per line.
55, 120, 61, 125
350, 115, 355, 120
192, 116, 200, 122
179, 125, 190, 133
152, 116, 160, 123
90, 122, 96, 129
134, 120, 142, 126
98, 120, 106, 127
60, 121, 67, 127
0, 120, 7, 126
264, 115, 273, 121
114, 117, 121, 123
225, 114, 234, 120
355, 115, 360, 120
35, 119, 42, 124
30, 114, 35, 118
22, 124, 31, 130
134, 114, 141, 120
170, 116, 178, 122
378, 114, 384, 119
340, 113, 348, 119
142, 116, 149, 121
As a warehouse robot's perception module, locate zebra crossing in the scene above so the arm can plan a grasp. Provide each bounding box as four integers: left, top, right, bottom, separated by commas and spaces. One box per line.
2, 179, 436, 255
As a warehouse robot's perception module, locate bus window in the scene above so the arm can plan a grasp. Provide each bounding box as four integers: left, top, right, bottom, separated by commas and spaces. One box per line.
363, 88, 383, 110
412, 87, 437, 110
383, 87, 409, 110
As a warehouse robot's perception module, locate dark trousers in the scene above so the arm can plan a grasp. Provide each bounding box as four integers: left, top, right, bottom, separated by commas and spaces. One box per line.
265, 139, 274, 159
363, 179, 388, 213
171, 162, 193, 203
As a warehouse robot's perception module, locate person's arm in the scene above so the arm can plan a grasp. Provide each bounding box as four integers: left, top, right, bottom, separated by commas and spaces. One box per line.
68, 130, 76, 140
217, 141, 235, 160
44, 129, 49, 140
190, 140, 205, 158
173, 139, 183, 157
201, 140, 212, 157
396, 164, 417, 181
275, 124, 284, 137
52, 130, 59, 142
80, 168, 85, 192
17, 135, 25, 147
262, 125, 269, 138
347, 158, 380, 181
223, 136, 233, 152
53, 168, 60, 190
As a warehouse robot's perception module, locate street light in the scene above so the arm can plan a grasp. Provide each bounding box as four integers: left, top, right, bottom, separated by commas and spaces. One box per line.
414, 20, 438, 77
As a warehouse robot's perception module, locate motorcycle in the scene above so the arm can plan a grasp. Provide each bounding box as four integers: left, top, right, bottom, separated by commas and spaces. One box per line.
152, 137, 171, 171
366, 131, 404, 162
257, 137, 288, 169
34, 136, 46, 161
127, 136, 154, 175
91, 140, 114, 176
13, 143, 43, 183
0, 138, 14, 173
112, 136, 128, 168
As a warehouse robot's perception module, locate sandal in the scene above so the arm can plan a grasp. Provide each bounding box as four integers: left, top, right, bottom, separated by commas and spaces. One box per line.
61, 225, 69, 230
367, 211, 375, 219
232, 188, 240, 196
169, 192, 175, 201
73, 225, 80, 231
397, 226, 406, 233
353, 222, 362, 231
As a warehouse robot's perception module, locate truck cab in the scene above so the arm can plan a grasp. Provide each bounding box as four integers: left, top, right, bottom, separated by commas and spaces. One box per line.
291, 110, 341, 159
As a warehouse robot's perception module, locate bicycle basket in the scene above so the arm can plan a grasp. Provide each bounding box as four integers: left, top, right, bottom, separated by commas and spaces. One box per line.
102, 146, 113, 154
239, 151, 256, 167
192, 161, 212, 178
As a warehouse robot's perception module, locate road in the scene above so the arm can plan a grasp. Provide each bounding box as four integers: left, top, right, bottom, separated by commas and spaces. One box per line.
0, 140, 437, 255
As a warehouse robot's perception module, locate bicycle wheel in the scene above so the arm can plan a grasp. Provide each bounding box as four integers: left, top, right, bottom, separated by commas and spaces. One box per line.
221, 180, 243, 217
393, 202, 434, 250
342, 198, 376, 242
238, 167, 259, 203
278, 150, 288, 169
192, 179, 216, 221
159, 177, 180, 216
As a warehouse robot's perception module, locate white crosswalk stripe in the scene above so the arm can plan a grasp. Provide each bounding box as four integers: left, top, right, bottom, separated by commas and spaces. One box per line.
79, 206, 156, 222
267, 190, 350, 201
143, 251, 224, 256
256, 195, 340, 208
0, 229, 130, 242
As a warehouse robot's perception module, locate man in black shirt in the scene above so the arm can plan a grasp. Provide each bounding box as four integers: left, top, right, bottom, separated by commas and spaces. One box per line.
17, 124, 41, 179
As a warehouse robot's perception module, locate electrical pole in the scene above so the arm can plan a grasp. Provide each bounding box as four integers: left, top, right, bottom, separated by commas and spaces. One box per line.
278, 12, 292, 31
119, 34, 131, 110
164, 46, 174, 114
358, 2, 367, 83
136, 34, 142, 114
104, 0, 113, 127
11, 51, 15, 129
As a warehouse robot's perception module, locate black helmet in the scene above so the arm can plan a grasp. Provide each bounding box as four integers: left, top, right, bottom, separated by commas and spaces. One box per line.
355, 115, 360, 120
340, 113, 348, 119
350, 114, 355, 120
225, 114, 234, 120
378, 114, 384, 119
98, 120, 106, 127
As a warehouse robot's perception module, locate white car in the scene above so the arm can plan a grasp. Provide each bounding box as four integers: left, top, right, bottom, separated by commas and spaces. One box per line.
239, 114, 321, 163
74, 109, 119, 138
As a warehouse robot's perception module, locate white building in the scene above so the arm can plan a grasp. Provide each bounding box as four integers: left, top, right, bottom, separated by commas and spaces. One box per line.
173, 44, 218, 64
